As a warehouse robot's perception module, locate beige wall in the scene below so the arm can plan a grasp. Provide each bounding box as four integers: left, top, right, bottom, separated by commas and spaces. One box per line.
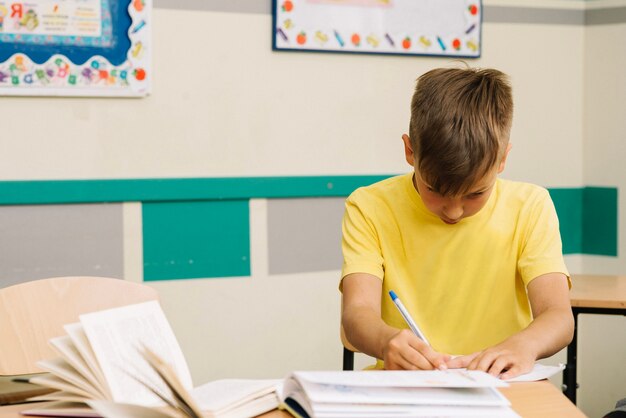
0, 7, 585, 182
580, 17, 626, 418
1, 1, 624, 417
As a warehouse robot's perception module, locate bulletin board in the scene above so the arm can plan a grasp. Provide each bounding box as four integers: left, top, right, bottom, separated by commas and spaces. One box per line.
0, 0, 150, 96
272, 0, 482, 58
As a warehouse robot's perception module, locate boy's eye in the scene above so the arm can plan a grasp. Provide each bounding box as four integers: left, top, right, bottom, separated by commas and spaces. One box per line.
467, 192, 484, 199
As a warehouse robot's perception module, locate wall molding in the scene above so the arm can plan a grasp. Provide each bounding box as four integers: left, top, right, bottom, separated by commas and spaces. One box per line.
0, 176, 389, 204
0, 176, 618, 259
153, 0, 626, 25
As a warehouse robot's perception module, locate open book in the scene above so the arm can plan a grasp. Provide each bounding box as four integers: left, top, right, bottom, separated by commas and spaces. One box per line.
23, 301, 281, 418
280, 370, 519, 418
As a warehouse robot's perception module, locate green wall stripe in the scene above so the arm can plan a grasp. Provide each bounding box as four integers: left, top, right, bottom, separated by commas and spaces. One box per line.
0, 177, 618, 267
0, 176, 391, 205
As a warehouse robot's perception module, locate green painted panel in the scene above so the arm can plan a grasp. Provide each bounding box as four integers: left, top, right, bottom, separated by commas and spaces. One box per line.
549, 187, 618, 256
142, 200, 250, 280
0, 176, 391, 205
549, 188, 583, 255
582, 187, 618, 256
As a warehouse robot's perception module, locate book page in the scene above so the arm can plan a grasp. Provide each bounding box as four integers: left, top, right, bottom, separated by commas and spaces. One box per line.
37, 358, 103, 399
22, 401, 102, 418
290, 380, 509, 407
504, 363, 565, 382
86, 400, 178, 418
29, 390, 91, 403
78, 301, 192, 406
29, 375, 94, 399
309, 402, 519, 417
64, 322, 112, 399
49, 335, 109, 398
139, 346, 204, 417
214, 393, 280, 418
291, 370, 508, 388
190, 379, 281, 413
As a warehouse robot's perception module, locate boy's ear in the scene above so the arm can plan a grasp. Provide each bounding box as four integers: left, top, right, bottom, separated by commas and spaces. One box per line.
498, 143, 513, 173
402, 134, 415, 166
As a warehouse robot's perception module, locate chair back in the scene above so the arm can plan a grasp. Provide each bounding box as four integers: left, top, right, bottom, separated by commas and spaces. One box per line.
340, 296, 359, 370
341, 325, 358, 370
0, 276, 158, 375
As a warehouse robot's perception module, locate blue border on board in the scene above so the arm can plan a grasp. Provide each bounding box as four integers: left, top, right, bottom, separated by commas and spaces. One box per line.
271, 0, 482, 59
0, 0, 132, 65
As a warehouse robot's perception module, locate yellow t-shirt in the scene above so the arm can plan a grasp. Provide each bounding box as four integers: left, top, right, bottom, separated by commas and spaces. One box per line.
341, 173, 569, 365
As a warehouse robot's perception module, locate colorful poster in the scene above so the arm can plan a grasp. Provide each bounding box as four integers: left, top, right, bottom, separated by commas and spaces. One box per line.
0, 0, 150, 96
273, 0, 482, 58
0, 0, 105, 40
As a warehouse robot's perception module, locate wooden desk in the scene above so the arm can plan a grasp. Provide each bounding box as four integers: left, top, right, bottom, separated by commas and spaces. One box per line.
564, 275, 626, 404
0, 381, 584, 418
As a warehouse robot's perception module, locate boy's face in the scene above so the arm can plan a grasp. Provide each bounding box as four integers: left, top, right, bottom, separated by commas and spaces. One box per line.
414, 169, 498, 224
402, 134, 510, 225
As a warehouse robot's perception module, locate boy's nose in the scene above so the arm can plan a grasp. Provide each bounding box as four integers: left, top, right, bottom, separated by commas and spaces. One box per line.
443, 202, 463, 221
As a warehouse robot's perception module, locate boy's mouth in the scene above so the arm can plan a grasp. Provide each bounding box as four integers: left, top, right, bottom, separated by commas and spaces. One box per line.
441, 217, 460, 224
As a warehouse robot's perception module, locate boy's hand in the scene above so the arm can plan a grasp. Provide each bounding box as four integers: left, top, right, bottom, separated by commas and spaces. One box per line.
447, 273, 573, 380
445, 338, 535, 379
383, 329, 450, 370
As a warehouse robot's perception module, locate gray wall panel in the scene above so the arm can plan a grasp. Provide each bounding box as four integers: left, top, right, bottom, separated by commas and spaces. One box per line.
0, 204, 124, 288
154, 0, 269, 14
586, 7, 626, 25
268, 198, 345, 275
484, 6, 584, 25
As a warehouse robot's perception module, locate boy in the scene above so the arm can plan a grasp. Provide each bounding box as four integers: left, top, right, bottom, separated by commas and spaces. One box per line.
340, 67, 574, 379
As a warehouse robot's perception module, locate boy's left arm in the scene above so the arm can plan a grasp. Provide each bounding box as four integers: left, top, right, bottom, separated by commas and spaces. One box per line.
447, 272, 574, 379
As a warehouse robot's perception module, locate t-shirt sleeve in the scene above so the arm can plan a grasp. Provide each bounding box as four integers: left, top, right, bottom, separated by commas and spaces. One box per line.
517, 188, 570, 287
340, 191, 385, 289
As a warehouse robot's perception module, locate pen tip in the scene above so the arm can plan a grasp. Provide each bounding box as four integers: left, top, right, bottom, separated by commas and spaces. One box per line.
389, 290, 397, 300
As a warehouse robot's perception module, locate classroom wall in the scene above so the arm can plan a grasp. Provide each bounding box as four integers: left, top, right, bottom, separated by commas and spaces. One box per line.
579, 5, 626, 417
0, 1, 624, 417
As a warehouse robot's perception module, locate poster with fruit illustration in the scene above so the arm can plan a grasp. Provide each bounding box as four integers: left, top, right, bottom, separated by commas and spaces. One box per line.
0, 0, 150, 96
273, 0, 481, 58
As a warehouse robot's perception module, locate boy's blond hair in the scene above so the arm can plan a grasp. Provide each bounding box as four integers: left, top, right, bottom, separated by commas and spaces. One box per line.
409, 67, 513, 196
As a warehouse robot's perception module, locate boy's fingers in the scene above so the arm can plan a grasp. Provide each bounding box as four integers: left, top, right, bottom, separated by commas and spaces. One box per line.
499, 365, 521, 380
487, 356, 511, 377
469, 352, 497, 372
417, 345, 451, 370
402, 347, 436, 370
446, 352, 478, 369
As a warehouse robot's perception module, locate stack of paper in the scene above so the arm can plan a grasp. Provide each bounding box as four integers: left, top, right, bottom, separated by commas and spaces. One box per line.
281, 370, 519, 418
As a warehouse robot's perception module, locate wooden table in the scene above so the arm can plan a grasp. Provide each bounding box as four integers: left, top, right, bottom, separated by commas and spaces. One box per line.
564, 275, 626, 403
0, 381, 584, 418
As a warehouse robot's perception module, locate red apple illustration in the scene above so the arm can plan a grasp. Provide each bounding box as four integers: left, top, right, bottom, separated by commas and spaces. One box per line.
296, 31, 306, 45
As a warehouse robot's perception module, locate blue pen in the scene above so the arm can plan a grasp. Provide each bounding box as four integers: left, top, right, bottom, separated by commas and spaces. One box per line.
131, 20, 146, 34
437, 36, 446, 51
389, 290, 430, 345
334, 30, 344, 47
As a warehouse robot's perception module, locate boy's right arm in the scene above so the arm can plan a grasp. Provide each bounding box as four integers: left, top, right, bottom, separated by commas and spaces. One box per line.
341, 273, 449, 370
